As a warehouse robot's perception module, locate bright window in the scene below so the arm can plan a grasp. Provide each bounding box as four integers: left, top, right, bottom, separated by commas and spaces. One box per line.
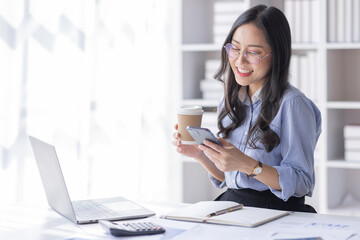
0, 0, 176, 204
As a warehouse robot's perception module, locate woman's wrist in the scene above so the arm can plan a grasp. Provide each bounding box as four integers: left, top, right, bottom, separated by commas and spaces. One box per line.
242, 155, 259, 175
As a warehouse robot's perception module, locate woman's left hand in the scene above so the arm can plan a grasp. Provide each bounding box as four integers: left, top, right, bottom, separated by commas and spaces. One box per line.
198, 138, 255, 174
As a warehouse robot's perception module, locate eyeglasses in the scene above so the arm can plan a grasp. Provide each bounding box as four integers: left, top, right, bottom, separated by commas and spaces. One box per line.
224, 43, 272, 64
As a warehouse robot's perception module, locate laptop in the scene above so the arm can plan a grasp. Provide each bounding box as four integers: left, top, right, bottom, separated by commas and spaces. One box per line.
28, 135, 155, 224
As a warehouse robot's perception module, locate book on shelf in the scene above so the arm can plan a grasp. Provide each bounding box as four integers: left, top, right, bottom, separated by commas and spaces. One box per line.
284, 0, 295, 43
328, 0, 337, 42
294, 0, 302, 43
214, 13, 239, 24
204, 59, 221, 82
205, 72, 215, 80
213, 35, 226, 44
311, 0, 320, 43
289, 52, 318, 103
307, 51, 318, 103
345, 139, 360, 150
344, 125, 360, 161
213, 1, 245, 44
337, 0, 345, 43
200, 79, 222, 90
302, 0, 311, 43
344, 125, 360, 138
205, 59, 221, 73
345, 151, 360, 162
345, 0, 352, 43
353, 0, 360, 42
299, 54, 310, 99
289, 54, 300, 88
213, 1, 245, 13
200, 79, 223, 100
284, 0, 320, 43
213, 24, 232, 36
161, 201, 290, 228
328, 0, 360, 43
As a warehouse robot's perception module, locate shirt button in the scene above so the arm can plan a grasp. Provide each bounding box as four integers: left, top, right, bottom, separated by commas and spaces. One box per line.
244, 131, 248, 136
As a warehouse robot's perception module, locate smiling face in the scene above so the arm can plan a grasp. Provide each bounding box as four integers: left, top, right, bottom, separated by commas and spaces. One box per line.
228, 23, 272, 97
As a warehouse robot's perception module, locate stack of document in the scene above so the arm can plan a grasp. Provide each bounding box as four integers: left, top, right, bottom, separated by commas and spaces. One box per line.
289, 52, 320, 104
213, 1, 245, 44
200, 59, 223, 100
327, 0, 360, 43
344, 125, 360, 161
284, 0, 320, 43
200, 80, 223, 100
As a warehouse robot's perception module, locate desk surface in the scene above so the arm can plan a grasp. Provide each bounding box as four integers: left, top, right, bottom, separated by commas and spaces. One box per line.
1, 202, 360, 240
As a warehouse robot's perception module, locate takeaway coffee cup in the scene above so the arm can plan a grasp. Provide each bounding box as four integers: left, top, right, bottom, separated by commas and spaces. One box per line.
177, 106, 204, 144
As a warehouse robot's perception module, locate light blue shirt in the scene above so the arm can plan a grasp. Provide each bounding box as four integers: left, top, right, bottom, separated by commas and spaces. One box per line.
210, 84, 322, 201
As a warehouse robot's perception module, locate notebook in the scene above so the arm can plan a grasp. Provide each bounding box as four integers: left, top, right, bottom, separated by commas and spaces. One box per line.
29, 135, 155, 224
161, 201, 290, 227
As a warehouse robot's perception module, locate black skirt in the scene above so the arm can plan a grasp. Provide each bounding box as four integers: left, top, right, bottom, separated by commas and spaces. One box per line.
215, 188, 316, 213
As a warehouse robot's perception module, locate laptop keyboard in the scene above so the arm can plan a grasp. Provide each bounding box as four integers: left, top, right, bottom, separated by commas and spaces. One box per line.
73, 200, 120, 219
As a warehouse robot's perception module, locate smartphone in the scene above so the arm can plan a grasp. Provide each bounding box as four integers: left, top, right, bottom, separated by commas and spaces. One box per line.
186, 126, 223, 147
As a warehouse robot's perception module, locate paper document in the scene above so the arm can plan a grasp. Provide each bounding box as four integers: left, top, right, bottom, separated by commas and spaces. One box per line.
261, 215, 357, 240
162, 201, 289, 227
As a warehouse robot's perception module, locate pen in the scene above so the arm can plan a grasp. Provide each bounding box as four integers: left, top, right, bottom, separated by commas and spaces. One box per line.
205, 204, 244, 218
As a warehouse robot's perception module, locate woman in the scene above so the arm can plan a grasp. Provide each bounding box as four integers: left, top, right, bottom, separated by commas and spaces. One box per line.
172, 5, 321, 213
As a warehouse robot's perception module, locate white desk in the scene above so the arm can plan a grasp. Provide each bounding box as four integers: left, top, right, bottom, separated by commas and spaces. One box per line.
1, 202, 360, 240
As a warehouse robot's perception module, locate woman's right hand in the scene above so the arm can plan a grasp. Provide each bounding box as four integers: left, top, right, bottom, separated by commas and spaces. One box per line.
172, 124, 204, 160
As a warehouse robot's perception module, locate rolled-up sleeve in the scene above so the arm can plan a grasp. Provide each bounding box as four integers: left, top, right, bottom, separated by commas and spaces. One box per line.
270, 96, 321, 201
209, 174, 227, 188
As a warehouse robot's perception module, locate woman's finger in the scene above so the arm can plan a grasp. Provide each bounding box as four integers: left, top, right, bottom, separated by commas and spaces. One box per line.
173, 131, 179, 139
199, 144, 221, 161
203, 139, 223, 152
217, 137, 230, 146
172, 139, 179, 146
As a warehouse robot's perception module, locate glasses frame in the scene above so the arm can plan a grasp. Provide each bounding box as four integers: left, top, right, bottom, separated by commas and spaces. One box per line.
224, 43, 272, 64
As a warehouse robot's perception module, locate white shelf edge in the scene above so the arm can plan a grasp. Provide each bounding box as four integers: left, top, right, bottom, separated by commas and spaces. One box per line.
326, 43, 360, 49
326, 101, 360, 109
327, 160, 360, 169
181, 44, 221, 52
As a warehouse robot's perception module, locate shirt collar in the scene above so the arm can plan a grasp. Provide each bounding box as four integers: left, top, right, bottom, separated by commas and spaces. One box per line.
238, 86, 263, 104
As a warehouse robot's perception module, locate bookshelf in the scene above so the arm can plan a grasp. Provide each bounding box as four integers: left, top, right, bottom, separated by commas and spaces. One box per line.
174, 0, 360, 216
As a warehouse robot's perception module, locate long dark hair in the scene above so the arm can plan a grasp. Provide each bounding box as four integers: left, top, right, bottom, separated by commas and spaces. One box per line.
214, 5, 291, 152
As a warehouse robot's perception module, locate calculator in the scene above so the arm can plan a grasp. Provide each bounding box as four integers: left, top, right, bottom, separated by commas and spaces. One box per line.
98, 220, 166, 236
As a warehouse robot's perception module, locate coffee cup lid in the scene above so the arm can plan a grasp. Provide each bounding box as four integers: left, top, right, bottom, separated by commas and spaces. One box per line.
177, 105, 204, 115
